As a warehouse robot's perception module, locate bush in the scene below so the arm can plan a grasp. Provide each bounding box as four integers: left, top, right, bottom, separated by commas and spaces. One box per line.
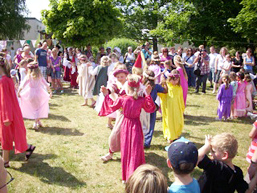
104, 38, 139, 55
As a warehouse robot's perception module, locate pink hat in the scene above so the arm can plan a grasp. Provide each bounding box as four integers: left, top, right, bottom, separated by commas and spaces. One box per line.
113, 69, 129, 77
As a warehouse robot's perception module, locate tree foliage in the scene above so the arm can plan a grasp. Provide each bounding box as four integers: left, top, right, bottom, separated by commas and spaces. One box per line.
0, 0, 29, 39
104, 38, 139, 55
42, 0, 123, 47
151, 0, 248, 48
228, 0, 257, 42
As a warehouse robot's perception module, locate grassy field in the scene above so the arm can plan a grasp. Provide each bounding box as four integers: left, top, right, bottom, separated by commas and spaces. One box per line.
6, 85, 254, 193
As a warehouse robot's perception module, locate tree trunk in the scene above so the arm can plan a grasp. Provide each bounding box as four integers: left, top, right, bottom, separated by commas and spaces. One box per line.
152, 37, 158, 52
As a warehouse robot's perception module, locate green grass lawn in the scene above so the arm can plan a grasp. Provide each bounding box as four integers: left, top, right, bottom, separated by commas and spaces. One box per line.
6, 86, 254, 193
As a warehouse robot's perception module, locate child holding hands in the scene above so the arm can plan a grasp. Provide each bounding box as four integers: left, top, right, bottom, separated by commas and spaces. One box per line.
198, 133, 257, 193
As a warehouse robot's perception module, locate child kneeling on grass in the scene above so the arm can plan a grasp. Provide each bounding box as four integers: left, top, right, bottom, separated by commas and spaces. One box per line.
166, 137, 200, 193
198, 133, 257, 193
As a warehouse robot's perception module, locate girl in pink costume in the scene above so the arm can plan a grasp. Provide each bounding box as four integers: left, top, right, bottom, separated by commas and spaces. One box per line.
174, 55, 188, 106
234, 72, 246, 118
100, 74, 155, 182
18, 62, 52, 130
0, 56, 35, 168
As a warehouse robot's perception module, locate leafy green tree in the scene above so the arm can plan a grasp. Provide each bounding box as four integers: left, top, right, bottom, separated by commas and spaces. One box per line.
151, 0, 247, 48
42, 0, 123, 47
115, 0, 168, 51
228, 0, 257, 48
0, 0, 29, 39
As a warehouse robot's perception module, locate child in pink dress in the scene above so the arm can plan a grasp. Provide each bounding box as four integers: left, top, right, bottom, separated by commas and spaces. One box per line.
0, 56, 35, 168
245, 74, 253, 112
246, 121, 257, 163
18, 62, 52, 130
174, 55, 188, 106
234, 72, 246, 118
101, 74, 155, 182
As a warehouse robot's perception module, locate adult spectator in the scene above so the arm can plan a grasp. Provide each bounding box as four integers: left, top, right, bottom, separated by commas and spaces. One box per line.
85, 44, 93, 59
95, 47, 106, 65
183, 48, 196, 87
1, 48, 12, 68
194, 49, 210, 93
113, 47, 124, 63
175, 47, 183, 57
106, 47, 112, 56
124, 46, 135, 73
208, 46, 218, 88
10, 46, 15, 61
231, 51, 243, 73
213, 47, 228, 93
22, 46, 33, 60
168, 47, 176, 57
35, 41, 48, 80
160, 47, 173, 70
142, 42, 152, 60
243, 48, 255, 74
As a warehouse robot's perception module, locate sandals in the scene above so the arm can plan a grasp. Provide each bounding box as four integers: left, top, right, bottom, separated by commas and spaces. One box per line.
4, 161, 10, 168
100, 154, 113, 162
106, 124, 113, 129
25, 145, 36, 161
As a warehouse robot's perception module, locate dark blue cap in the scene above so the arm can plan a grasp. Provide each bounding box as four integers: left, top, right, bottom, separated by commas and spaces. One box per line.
167, 137, 198, 169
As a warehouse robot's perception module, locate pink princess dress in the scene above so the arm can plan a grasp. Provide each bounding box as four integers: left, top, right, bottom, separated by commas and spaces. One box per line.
234, 81, 246, 117
103, 94, 155, 181
19, 76, 50, 119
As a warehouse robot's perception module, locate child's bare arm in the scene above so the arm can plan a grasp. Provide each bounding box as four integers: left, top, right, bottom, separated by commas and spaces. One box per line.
245, 172, 257, 193
198, 135, 212, 163
249, 124, 257, 139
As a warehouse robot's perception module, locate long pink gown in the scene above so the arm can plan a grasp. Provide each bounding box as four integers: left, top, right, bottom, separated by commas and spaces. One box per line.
106, 95, 155, 181
19, 76, 50, 119
177, 67, 188, 106
0, 75, 28, 153
234, 81, 246, 117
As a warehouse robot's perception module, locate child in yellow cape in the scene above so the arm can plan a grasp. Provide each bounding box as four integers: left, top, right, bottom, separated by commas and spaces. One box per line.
158, 69, 185, 143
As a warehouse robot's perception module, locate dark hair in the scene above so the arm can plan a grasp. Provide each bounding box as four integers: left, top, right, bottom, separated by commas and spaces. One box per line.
27, 58, 34, 64
237, 72, 245, 80
245, 74, 252, 82
172, 162, 195, 175
143, 70, 155, 88
0, 55, 10, 77
222, 74, 230, 90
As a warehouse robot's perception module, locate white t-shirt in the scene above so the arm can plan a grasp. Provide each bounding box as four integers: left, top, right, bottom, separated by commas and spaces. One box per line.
209, 53, 218, 69
216, 54, 226, 71
125, 53, 135, 63
221, 61, 231, 74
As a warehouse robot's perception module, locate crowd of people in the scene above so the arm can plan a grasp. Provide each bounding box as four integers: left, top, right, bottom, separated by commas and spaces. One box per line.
0, 40, 257, 192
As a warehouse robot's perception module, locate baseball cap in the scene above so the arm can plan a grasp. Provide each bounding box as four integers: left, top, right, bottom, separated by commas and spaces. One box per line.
167, 137, 198, 170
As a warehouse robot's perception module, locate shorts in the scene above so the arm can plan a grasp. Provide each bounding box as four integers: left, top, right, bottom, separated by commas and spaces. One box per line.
51, 70, 61, 79
39, 66, 47, 80
209, 68, 215, 82
215, 70, 221, 83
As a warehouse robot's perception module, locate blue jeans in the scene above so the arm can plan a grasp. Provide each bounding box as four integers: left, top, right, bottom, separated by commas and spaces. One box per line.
185, 67, 195, 87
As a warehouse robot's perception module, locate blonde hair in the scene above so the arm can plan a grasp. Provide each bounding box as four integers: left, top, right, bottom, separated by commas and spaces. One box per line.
211, 133, 238, 159
114, 62, 127, 70
174, 55, 188, 80
222, 74, 230, 90
132, 66, 143, 76
19, 59, 28, 68
125, 164, 168, 193
167, 69, 180, 86
127, 74, 141, 100
27, 62, 42, 79
220, 47, 228, 56
100, 56, 111, 67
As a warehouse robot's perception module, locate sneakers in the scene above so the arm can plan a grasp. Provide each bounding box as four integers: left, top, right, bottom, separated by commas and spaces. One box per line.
247, 112, 257, 120
53, 90, 57, 94
60, 90, 64, 94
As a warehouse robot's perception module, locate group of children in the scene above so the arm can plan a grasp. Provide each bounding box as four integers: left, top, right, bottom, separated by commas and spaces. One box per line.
216, 70, 254, 121
2, 43, 257, 192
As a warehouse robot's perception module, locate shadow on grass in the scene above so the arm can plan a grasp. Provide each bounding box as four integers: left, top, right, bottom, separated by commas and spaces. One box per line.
184, 114, 214, 126
153, 130, 163, 138
48, 113, 71, 122
145, 152, 172, 184
40, 127, 84, 136
12, 153, 86, 188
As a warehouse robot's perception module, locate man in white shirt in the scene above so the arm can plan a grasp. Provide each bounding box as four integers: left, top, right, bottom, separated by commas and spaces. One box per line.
208, 46, 218, 88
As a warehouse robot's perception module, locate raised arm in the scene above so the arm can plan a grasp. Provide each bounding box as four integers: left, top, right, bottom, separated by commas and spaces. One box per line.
198, 135, 212, 164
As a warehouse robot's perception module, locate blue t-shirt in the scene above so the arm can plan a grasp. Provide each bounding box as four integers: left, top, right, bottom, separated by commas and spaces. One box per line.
36, 48, 47, 67
150, 84, 165, 102
142, 48, 153, 60
244, 56, 254, 72
168, 178, 200, 193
